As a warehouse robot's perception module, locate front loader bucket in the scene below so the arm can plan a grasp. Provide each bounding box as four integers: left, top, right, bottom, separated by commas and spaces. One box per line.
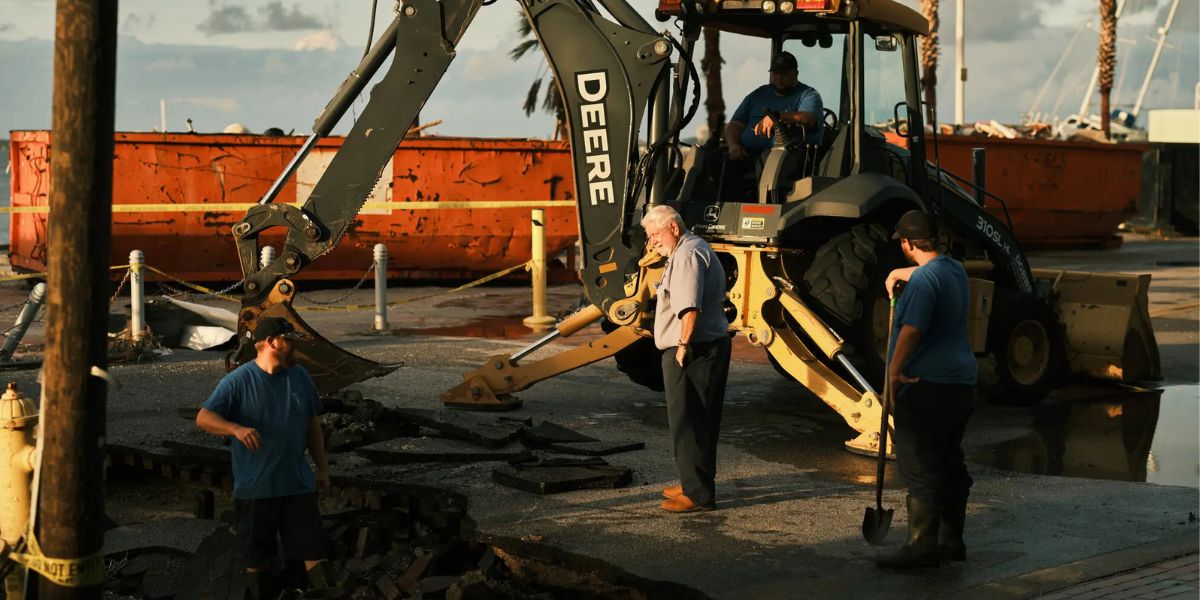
1034, 269, 1161, 383
228, 279, 402, 393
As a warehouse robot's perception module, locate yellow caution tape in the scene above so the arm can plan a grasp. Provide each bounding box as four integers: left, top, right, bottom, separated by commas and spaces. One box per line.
0, 264, 131, 283
139, 265, 241, 302
297, 261, 531, 312
0, 200, 575, 214
8, 533, 104, 588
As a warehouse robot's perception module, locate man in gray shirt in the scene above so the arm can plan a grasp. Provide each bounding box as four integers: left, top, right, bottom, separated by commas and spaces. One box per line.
641, 205, 731, 513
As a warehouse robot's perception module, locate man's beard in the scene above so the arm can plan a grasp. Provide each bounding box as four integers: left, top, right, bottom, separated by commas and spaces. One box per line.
279, 348, 296, 368
771, 83, 793, 94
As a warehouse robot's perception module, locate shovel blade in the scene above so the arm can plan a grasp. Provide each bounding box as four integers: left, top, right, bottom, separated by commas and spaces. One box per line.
862, 506, 894, 544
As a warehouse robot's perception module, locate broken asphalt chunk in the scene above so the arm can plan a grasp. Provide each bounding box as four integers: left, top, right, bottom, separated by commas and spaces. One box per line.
492, 458, 633, 494
522, 421, 599, 444
538, 439, 646, 456
355, 437, 531, 464
393, 408, 524, 448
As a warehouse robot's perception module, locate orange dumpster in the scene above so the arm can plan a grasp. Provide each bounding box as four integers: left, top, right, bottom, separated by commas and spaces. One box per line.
7, 131, 580, 282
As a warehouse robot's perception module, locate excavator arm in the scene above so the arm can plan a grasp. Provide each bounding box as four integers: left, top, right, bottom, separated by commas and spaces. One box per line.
228, 0, 676, 392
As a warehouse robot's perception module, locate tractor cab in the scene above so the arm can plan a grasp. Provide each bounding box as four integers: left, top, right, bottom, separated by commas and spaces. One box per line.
661, 0, 932, 246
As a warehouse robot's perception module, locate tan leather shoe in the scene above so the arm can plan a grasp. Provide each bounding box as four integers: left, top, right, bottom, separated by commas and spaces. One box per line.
660, 494, 715, 513
662, 485, 683, 499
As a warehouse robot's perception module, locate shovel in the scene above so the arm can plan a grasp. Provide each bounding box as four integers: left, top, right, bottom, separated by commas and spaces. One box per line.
862, 294, 897, 544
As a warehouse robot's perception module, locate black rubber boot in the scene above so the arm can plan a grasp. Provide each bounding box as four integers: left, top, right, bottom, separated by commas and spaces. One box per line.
877, 496, 941, 569
245, 570, 275, 600
939, 499, 967, 561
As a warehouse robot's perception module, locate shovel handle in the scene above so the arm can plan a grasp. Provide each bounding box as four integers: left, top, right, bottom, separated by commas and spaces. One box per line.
875, 295, 897, 508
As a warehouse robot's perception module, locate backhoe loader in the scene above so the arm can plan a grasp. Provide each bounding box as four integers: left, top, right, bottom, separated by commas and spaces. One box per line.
228, 0, 1160, 454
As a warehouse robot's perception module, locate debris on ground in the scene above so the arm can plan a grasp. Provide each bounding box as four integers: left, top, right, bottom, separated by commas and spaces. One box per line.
493, 457, 633, 494
394, 408, 526, 448
356, 437, 533, 464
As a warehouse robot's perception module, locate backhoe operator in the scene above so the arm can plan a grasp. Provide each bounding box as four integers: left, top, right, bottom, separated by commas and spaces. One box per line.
724, 51, 824, 160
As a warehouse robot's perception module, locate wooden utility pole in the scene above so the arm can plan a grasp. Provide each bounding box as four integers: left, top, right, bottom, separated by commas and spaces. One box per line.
37, 1, 117, 598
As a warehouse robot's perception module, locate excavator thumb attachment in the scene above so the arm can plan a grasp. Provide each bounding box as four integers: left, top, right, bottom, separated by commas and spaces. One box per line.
228, 279, 402, 393
1035, 269, 1162, 383
441, 307, 646, 409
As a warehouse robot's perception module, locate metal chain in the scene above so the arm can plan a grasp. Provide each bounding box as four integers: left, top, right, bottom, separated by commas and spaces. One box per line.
108, 268, 132, 306
0, 298, 31, 314
157, 278, 243, 300
296, 262, 375, 306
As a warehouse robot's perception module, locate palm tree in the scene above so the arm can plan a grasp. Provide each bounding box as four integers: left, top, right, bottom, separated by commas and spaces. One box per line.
701, 26, 726, 141
510, 13, 567, 140
1098, 0, 1117, 138
920, 0, 939, 125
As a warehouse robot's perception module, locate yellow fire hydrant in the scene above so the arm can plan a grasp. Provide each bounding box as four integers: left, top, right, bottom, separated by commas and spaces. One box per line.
0, 383, 37, 599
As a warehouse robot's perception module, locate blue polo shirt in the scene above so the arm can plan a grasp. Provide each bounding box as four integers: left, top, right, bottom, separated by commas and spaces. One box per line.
203, 362, 322, 499
887, 255, 977, 385
731, 83, 824, 152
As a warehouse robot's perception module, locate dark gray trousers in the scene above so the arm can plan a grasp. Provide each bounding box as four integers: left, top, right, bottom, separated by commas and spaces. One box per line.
893, 381, 975, 511
661, 336, 732, 506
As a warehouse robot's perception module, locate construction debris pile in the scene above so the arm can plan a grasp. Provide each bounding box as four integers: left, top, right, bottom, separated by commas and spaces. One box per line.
94, 391, 654, 598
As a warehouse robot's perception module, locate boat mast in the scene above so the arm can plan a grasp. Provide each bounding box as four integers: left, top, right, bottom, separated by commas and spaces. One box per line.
954, 0, 964, 124
1132, 0, 1181, 117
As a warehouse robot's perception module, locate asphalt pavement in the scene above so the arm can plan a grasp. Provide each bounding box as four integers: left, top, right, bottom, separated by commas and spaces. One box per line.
0, 236, 1195, 599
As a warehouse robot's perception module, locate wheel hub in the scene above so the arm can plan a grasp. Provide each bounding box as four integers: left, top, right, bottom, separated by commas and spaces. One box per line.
1008, 319, 1050, 386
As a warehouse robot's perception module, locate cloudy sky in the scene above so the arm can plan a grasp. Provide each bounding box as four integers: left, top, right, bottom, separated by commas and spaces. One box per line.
0, 0, 1195, 138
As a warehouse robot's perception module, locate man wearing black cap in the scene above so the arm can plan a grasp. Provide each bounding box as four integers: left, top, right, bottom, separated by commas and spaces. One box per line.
196, 317, 331, 596
877, 210, 977, 569
723, 51, 824, 161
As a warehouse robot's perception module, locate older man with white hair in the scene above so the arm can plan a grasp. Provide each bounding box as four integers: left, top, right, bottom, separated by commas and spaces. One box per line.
640, 205, 731, 513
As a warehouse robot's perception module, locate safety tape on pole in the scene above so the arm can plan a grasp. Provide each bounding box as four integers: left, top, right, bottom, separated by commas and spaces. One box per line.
138, 265, 241, 302
0, 258, 531, 311
296, 261, 531, 312
7, 533, 104, 588
0, 264, 131, 283
0, 200, 576, 214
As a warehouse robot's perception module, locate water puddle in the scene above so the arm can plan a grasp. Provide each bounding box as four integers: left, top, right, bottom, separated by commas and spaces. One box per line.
973, 385, 1199, 487
390, 316, 545, 340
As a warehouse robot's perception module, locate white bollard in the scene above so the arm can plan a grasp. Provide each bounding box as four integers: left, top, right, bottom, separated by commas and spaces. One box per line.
0, 283, 47, 362
260, 245, 277, 270
523, 209, 556, 330
373, 244, 388, 331
129, 250, 145, 341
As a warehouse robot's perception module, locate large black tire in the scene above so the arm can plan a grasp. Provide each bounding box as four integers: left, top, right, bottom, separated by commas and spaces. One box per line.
601, 319, 664, 392
977, 291, 1067, 405
798, 222, 906, 390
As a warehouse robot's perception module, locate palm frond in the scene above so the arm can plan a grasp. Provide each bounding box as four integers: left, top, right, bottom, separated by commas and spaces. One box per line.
509, 39, 540, 62
542, 77, 564, 115
524, 78, 543, 117
516, 11, 532, 37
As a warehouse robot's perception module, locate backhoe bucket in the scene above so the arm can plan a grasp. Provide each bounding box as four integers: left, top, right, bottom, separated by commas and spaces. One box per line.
1035, 269, 1161, 383
228, 279, 402, 393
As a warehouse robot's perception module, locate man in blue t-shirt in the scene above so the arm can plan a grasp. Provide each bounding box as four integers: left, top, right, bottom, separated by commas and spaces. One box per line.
877, 210, 977, 570
724, 51, 824, 160
196, 317, 330, 597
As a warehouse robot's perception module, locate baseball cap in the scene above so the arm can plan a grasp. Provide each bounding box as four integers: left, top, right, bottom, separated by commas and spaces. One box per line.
769, 52, 798, 73
252, 317, 304, 342
892, 210, 937, 240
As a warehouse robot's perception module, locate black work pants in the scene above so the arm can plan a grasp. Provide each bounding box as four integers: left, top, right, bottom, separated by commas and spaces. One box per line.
893, 381, 975, 511
661, 336, 732, 506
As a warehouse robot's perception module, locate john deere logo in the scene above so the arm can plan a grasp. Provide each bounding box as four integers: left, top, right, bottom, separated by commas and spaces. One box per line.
703, 205, 721, 223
